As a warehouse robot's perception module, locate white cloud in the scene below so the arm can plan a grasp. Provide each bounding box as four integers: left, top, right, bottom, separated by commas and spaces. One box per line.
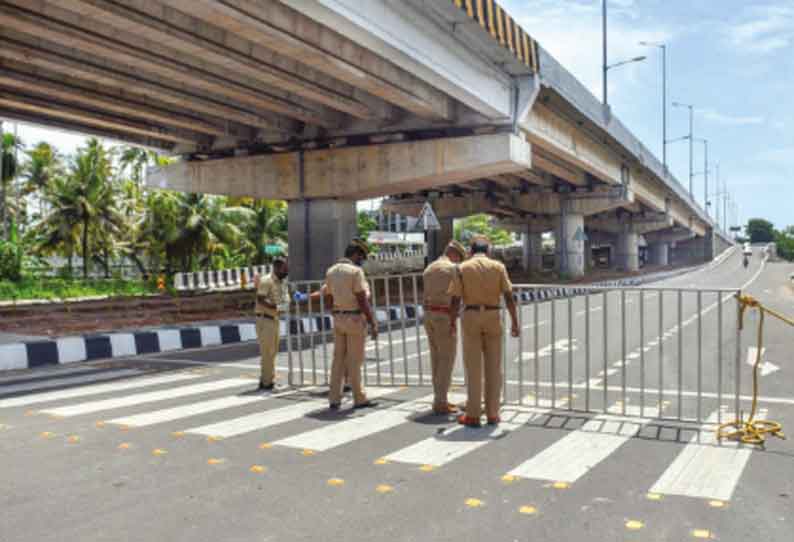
725, 5, 794, 54
698, 108, 764, 126
755, 146, 794, 165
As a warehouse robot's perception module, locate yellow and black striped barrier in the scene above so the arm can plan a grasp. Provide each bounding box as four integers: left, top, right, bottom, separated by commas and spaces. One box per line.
452, 0, 540, 72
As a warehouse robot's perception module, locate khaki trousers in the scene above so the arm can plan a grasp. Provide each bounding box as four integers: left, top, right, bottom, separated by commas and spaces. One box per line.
461, 310, 502, 420
329, 314, 367, 405
256, 317, 279, 386
424, 312, 457, 409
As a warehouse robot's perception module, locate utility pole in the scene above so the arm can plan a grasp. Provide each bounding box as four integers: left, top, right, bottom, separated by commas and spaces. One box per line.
602, 0, 607, 105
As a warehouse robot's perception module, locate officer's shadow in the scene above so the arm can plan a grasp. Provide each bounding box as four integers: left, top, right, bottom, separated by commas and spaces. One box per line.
413, 412, 513, 442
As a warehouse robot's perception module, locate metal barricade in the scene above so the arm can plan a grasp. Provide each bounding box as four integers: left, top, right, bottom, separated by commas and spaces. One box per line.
507, 284, 742, 423
281, 273, 742, 424
284, 273, 427, 388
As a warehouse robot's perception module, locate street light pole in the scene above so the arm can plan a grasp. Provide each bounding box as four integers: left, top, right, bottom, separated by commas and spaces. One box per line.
639, 42, 668, 172
602, 0, 607, 105
693, 137, 709, 216
672, 102, 695, 198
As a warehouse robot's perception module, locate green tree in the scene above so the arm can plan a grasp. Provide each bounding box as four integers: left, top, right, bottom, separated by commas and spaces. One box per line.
35, 139, 123, 279
775, 226, 794, 262
1, 132, 23, 239
454, 214, 513, 246
746, 218, 775, 243
117, 145, 170, 185
141, 191, 253, 273
22, 142, 63, 196
243, 199, 287, 265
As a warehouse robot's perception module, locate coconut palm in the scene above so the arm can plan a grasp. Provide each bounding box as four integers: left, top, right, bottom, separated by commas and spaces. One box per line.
243, 199, 287, 265
1, 132, 23, 239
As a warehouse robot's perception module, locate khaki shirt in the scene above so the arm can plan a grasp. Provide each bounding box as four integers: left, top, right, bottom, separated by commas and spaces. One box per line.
447, 253, 512, 306
255, 273, 290, 317
422, 255, 457, 307
322, 258, 369, 311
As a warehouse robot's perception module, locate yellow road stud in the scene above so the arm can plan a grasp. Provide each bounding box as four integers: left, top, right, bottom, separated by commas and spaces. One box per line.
419, 464, 435, 472
327, 478, 344, 487
118, 443, 131, 450
625, 520, 644, 530
67, 435, 80, 443
152, 448, 167, 456
551, 481, 569, 489
301, 449, 315, 456
519, 505, 537, 515
207, 435, 222, 443
207, 458, 225, 465
95, 421, 106, 428
465, 498, 484, 508
646, 492, 663, 501
258, 442, 273, 450
501, 474, 518, 483
250, 465, 267, 474
708, 500, 726, 509
374, 458, 388, 465
171, 431, 185, 438
375, 484, 393, 494
692, 529, 712, 539
39, 431, 55, 438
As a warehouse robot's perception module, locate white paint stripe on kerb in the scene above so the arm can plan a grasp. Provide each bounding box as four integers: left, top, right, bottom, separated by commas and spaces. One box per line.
0, 369, 142, 397
107, 387, 312, 427
239, 323, 257, 342
184, 387, 396, 439
200, 326, 222, 346
507, 405, 658, 483
39, 378, 251, 417
157, 329, 182, 352
274, 394, 436, 452
384, 400, 550, 467
648, 409, 765, 501
109, 334, 136, 357
0, 373, 200, 409
0, 344, 28, 372
55, 337, 87, 364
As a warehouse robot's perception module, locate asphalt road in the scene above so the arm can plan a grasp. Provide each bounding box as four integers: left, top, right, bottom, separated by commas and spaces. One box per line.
2, 248, 792, 542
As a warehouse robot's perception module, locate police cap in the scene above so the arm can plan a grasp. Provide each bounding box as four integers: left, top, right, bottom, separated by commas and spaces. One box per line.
446, 240, 467, 259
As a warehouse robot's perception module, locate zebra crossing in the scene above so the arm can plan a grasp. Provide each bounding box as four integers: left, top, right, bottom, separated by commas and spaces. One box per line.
0, 369, 769, 503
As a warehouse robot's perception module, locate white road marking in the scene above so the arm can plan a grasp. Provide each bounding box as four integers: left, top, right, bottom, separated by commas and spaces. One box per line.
507, 405, 658, 483
649, 410, 766, 501
746, 347, 779, 376
184, 387, 396, 439
385, 401, 551, 467
274, 394, 435, 452
0, 369, 142, 397
0, 373, 199, 409
39, 378, 252, 417
106, 387, 317, 427
516, 339, 578, 362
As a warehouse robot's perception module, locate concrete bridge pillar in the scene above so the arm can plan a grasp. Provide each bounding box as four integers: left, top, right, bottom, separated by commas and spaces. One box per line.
522, 231, 544, 273
288, 199, 358, 280
615, 231, 640, 272
556, 212, 585, 278
427, 218, 454, 262
648, 242, 669, 266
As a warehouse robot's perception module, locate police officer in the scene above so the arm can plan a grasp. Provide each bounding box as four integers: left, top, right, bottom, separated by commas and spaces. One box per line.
422, 240, 467, 414
448, 236, 519, 426
319, 239, 378, 410
253, 258, 290, 391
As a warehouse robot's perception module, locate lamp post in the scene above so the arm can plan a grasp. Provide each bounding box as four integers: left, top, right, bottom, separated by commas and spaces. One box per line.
693, 137, 709, 216
602, 0, 646, 104
639, 41, 668, 172
672, 101, 695, 198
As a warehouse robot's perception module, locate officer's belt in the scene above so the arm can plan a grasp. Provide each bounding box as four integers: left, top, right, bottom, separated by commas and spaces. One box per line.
464, 305, 500, 311
332, 309, 361, 315
425, 305, 451, 313
256, 313, 276, 320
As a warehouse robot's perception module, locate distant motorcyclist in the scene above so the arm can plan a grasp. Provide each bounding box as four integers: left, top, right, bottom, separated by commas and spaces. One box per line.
743, 254, 749, 268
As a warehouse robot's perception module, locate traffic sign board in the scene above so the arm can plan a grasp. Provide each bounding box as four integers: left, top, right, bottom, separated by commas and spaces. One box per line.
414, 201, 441, 231
572, 226, 588, 242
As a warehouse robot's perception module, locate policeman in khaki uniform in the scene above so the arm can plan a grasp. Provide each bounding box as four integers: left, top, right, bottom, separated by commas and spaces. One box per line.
253, 258, 290, 391
422, 240, 467, 414
448, 236, 519, 426
316, 239, 378, 410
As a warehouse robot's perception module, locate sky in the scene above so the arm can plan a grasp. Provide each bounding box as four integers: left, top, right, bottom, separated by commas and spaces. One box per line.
4, 0, 793, 229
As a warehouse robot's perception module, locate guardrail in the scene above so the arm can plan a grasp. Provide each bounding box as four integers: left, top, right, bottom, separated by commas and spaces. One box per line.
173, 265, 272, 292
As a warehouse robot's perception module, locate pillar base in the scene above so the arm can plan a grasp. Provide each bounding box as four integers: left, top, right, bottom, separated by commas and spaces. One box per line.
648, 242, 669, 266
288, 199, 357, 281
615, 232, 639, 272
522, 231, 544, 273
555, 213, 585, 278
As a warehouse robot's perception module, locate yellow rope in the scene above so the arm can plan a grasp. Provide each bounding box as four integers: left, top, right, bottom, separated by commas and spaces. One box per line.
716, 294, 793, 445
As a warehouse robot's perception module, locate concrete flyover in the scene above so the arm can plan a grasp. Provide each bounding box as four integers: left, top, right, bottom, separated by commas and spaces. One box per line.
0, 0, 732, 279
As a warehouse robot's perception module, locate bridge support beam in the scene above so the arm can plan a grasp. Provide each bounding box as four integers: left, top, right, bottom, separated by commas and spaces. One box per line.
522, 231, 544, 273
288, 199, 357, 280
648, 242, 669, 266
615, 231, 640, 272
555, 212, 585, 278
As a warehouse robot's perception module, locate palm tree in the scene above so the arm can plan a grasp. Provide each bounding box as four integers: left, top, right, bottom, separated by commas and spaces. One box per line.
1, 132, 23, 240
142, 191, 253, 273
36, 138, 123, 279
244, 199, 287, 264
117, 145, 171, 185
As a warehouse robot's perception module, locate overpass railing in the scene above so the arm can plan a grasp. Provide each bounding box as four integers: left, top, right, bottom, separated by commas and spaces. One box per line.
281, 275, 744, 424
